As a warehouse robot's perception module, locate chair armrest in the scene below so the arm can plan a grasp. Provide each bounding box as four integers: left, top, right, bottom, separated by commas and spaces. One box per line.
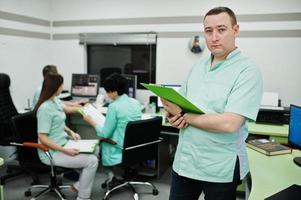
10, 142, 49, 152
100, 137, 117, 145
125, 137, 163, 151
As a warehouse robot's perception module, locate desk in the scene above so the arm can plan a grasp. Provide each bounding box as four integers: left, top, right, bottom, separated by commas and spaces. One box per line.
247, 122, 289, 143
248, 148, 301, 200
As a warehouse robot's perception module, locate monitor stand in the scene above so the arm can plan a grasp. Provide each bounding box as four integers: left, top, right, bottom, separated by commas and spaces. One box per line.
293, 157, 301, 167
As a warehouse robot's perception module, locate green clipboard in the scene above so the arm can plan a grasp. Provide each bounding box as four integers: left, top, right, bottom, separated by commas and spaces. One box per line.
141, 83, 204, 114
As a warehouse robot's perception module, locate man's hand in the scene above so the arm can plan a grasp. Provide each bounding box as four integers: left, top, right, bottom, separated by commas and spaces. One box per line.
161, 98, 182, 116
166, 112, 188, 129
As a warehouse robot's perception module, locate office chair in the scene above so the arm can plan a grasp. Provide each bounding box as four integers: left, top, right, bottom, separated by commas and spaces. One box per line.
10, 111, 72, 199
0, 73, 23, 184
102, 116, 162, 200
236, 171, 252, 199
100, 67, 121, 86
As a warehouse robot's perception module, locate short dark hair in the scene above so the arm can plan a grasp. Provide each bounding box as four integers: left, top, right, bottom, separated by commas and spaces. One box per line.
42, 65, 58, 77
204, 7, 237, 26
103, 74, 127, 95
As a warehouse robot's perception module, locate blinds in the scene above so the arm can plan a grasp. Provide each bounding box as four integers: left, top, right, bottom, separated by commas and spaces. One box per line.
79, 32, 157, 45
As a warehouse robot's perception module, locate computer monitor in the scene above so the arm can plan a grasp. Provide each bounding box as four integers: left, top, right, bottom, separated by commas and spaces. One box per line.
157, 84, 181, 107
71, 74, 99, 99
122, 74, 137, 98
289, 104, 301, 167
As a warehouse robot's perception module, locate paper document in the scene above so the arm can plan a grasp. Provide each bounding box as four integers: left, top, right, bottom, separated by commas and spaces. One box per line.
141, 83, 204, 114
260, 105, 284, 110
261, 92, 279, 107
78, 104, 105, 126
64, 139, 99, 153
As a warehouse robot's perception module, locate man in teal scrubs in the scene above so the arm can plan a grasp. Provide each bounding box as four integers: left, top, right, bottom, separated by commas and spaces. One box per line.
162, 7, 263, 200
83, 74, 141, 185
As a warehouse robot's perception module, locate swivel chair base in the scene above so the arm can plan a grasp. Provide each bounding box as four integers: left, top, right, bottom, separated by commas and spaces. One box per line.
103, 181, 159, 200
25, 176, 72, 200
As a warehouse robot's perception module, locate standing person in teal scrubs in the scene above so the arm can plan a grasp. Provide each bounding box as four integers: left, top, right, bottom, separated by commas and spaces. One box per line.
34, 74, 99, 200
162, 7, 263, 200
83, 74, 141, 186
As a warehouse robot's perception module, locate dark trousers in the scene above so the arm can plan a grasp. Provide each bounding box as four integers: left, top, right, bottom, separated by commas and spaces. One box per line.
169, 158, 241, 200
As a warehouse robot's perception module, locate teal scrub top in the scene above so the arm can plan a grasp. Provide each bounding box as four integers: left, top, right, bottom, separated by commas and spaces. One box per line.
37, 98, 69, 163
173, 48, 263, 182
95, 94, 141, 166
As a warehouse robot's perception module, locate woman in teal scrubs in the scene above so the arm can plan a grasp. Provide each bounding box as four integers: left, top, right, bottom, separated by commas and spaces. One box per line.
83, 74, 141, 185
34, 74, 99, 200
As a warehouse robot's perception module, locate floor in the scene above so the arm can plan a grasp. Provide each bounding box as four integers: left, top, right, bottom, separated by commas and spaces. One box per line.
1, 164, 245, 200
0, 164, 171, 200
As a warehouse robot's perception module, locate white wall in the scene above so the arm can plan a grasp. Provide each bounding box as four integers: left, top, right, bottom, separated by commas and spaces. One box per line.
50, 0, 301, 19
50, 0, 301, 106
1, 0, 301, 109
0, 0, 51, 110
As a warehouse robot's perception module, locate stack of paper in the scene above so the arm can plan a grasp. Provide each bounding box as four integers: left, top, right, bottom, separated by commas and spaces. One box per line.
78, 104, 105, 126
64, 139, 99, 153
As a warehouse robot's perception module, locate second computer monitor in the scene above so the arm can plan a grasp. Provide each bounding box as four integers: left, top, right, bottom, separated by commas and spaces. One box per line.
289, 104, 301, 167
71, 74, 99, 99
123, 74, 137, 98
289, 104, 301, 149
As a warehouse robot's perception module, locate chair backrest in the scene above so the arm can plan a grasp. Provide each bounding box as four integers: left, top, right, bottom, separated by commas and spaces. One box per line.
10, 111, 44, 167
100, 67, 122, 86
122, 116, 162, 164
0, 73, 18, 144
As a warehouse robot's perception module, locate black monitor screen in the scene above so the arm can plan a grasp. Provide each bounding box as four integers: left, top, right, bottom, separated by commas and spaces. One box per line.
289, 104, 301, 150
87, 44, 156, 89
71, 74, 99, 98
123, 74, 137, 98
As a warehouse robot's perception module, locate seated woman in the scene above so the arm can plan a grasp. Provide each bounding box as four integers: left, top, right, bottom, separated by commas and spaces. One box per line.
34, 73, 99, 200
83, 74, 142, 185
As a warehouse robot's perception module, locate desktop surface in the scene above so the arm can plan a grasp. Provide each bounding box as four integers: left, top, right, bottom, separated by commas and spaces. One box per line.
248, 148, 301, 200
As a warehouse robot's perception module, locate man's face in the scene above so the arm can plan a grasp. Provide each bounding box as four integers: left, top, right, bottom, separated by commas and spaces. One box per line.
106, 91, 118, 100
203, 12, 239, 58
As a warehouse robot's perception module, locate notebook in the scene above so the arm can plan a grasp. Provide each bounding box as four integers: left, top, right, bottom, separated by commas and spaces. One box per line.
78, 103, 106, 126
64, 139, 99, 153
247, 138, 292, 156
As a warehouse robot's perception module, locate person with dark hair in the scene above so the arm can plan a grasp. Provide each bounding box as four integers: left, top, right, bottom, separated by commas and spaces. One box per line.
32, 65, 83, 113
83, 73, 141, 185
32, 65, 58, 107
34, 73, 99, 200
162, 7, 263, 200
